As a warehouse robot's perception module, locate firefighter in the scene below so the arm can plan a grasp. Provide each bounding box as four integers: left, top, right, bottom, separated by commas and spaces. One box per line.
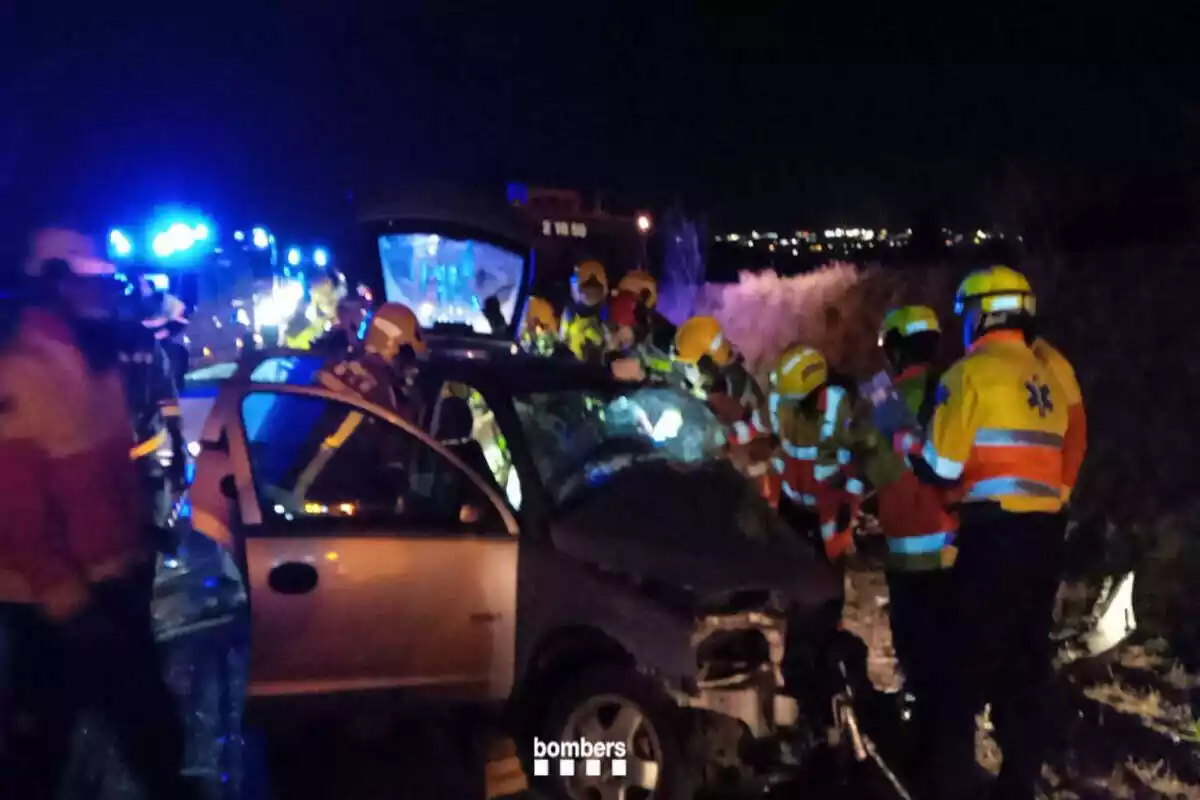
0, 228, 197, 798
124, 288, 190, 549
311, 295, 368, 356
139, 277, 190, 389
734, 344, 864, 565
560, 260, 608, 363
618, 268, 675, 352
318, 301, 427, 414
607, 291, 674, 381
911, 266, 1074, 800
296, 303, 431, 502
519, 295, 561, 356
672, 315, 777, 499
859, 305, 959, 768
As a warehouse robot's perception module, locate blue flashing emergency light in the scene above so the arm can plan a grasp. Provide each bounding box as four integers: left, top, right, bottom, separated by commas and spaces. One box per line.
233, 230, 245, 242
109, 229, 133, 257
286, 247, 302, 266
313, 248, 329, 268
194, 223, 209, 241
252, 228, 269, 249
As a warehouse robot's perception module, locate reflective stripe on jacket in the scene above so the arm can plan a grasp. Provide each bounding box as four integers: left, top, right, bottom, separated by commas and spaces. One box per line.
0, 309, 146, 614
869, 365, 959, 572
773, 383, 859, 560
922, 331, 1068, 514
1031, 338, 1086, 501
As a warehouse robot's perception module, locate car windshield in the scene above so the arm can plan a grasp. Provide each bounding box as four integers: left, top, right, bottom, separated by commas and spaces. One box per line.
513, 385, 727, 504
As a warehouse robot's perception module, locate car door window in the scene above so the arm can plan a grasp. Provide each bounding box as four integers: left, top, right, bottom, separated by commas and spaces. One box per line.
240, 391, 502, 532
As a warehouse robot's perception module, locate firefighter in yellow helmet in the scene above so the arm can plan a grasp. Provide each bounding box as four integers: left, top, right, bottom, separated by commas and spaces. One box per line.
734, 344, 864, 565
619, 268, 677, 352
912, 266, 1080, 800
675, 315, 774, 500
519, 296, 561, 357
617, 269, 657, 309
854, 305, 960, 767
560, 260, 608, 363
295, 303, 431, 503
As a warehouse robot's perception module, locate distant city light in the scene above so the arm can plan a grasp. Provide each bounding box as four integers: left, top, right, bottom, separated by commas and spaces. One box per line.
727, 233, 741, 242
109, 229, 132, 257
765, 232, 778, 240
252, 227, 269, 249
636, 213, 652, 233
792, 248, 798, 256
751, 231, 761, 240
313, 248, 329, 268
824, 229, 836, 238
287, 247, 302, 266
835, 228, 845, 237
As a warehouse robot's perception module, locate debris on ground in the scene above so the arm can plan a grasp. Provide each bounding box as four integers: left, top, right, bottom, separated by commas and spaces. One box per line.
842, 562, 1200, 799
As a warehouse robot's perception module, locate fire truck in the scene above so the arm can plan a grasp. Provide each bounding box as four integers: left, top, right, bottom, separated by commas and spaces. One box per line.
106, 210, 346, 367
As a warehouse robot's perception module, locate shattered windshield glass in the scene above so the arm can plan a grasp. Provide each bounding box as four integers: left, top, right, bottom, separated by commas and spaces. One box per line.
514, 386, 727, 504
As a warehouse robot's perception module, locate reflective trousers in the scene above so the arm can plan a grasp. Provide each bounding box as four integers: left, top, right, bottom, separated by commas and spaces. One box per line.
927, 509, 1067, 800
0, 565, 199, 799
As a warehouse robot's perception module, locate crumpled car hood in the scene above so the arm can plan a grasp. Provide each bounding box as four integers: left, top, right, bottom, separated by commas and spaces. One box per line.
549, 459, 841, 611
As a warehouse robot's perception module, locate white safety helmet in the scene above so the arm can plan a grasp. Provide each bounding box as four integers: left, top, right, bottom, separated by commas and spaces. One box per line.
25, 228, 115, 278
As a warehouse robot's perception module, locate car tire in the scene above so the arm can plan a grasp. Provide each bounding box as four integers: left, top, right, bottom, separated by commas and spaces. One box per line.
534, 665, 704, 800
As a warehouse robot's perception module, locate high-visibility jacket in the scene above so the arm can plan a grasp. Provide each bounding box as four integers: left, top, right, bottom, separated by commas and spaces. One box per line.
560, 303, 607, 363
1031, 338, 1086, 501
920, 330, 1069, 515
862, 364, 959, 572
0, 308, 146, 618
745, 382, 862, 560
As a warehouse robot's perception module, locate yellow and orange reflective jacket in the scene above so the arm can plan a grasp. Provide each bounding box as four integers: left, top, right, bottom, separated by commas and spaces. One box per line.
1031, 338, 1086, 501
0, 309, 146, 617
921, 330, 1069, 515
740, 383, 862, 561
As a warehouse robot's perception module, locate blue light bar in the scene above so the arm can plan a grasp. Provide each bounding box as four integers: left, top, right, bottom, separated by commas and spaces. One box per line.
286, 247, 302, 266
252, 227, 269, 249
313, 248, 329, 268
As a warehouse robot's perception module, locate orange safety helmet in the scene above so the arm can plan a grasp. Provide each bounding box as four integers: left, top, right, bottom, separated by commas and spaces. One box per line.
364, 302, 427, 361
618, 270, 657, 309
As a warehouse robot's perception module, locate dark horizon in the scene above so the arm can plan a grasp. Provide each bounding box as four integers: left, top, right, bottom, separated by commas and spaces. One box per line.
3, 7, 1198, 235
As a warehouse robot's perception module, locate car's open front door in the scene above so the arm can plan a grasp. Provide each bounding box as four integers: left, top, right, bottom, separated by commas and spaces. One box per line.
222, 383, 519, 700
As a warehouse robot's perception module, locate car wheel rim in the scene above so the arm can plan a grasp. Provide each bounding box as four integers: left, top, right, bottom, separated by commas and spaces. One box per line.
558, 693, 663, 800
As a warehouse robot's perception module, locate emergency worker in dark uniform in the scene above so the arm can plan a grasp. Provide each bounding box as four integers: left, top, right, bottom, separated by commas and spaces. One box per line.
122, 292, 188, 548
294, 303, 431, 503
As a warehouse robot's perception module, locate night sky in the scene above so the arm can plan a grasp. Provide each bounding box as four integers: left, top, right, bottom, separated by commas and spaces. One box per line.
3, 6, 1198, 234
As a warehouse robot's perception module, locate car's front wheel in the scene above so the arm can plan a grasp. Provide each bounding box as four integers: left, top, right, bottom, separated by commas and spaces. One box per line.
537, 666, 703, 800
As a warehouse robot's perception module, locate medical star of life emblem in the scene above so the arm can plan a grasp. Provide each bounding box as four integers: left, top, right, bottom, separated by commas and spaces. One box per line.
1025, 378, 1053, 418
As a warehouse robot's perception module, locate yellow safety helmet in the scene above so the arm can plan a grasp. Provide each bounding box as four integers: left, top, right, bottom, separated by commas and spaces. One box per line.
878, 305, 941, 347
523, 296, 558, 335
674, 316, 732, 366
364, 302, 427, 361
954, 265, 1036, 316
770, 344, 828, 399
573, 260, 608, 293
618, 270, 658, 309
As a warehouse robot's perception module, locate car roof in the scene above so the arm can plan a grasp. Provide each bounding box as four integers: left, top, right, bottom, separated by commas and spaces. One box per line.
198, 341, 630, 396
